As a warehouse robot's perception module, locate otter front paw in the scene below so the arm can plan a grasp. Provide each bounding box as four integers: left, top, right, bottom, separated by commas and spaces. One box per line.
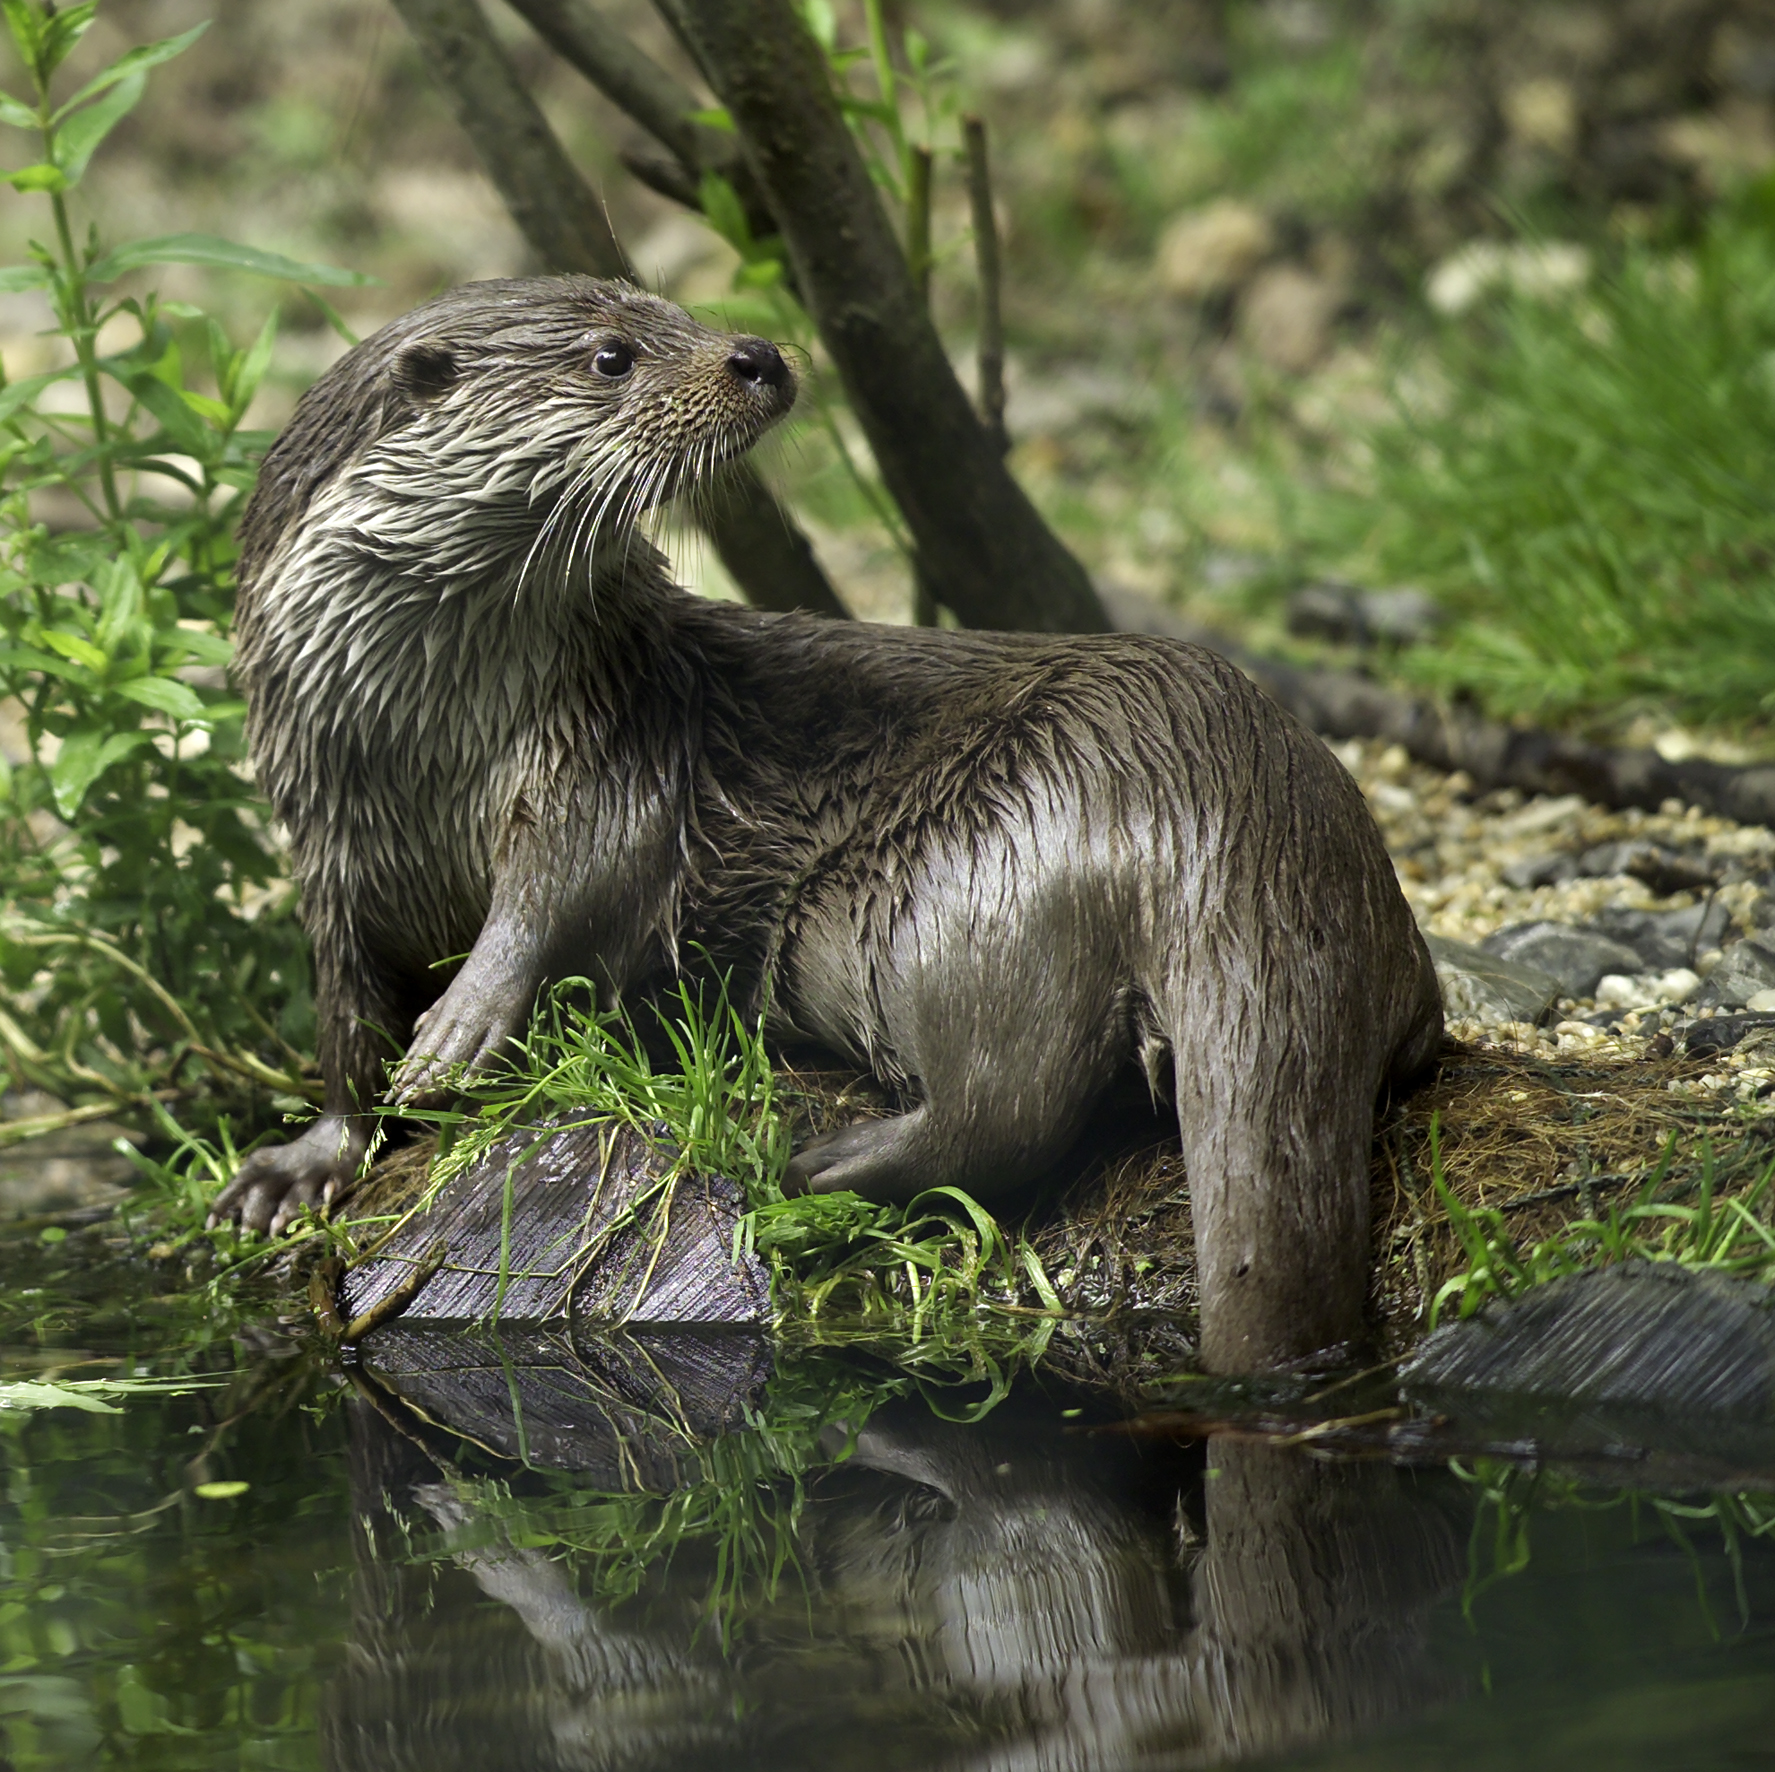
391, 970, 532, 1105
207, 1114, 366, 1236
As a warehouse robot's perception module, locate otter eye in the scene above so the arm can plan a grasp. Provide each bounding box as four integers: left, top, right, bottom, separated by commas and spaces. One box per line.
593, 341, 635, 380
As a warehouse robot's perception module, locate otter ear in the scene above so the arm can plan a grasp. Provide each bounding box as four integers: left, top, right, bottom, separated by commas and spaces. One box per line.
392, 343, 460, 402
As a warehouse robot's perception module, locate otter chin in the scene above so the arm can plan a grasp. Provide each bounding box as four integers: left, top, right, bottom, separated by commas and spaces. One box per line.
211, 274, 1441, 1374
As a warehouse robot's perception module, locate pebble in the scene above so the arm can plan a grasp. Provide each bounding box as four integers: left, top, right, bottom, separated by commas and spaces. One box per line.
1326, 736, 1775, 1106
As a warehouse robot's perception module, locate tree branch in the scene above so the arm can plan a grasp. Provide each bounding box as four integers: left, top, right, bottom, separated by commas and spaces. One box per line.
390, 0, 631, 279
503, 0, 707, 171
657, 0, 1109, 634
502, 0, 781, 240
391, 0, 848, 619
964, 115, 1008, 456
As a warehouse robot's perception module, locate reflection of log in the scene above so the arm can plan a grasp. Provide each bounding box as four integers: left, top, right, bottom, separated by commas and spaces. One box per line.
323, 1402, 731, 1772
359, 1323, 772, 1478
338, 1117, 769, 1330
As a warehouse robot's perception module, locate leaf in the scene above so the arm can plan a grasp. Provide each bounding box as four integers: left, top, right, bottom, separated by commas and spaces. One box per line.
178, 387, 232, 425
95, 555, 143, 651
0, 261, 48, 291
229, 309, 278, 414
0, 1, 41, 71
38, 628, 107, 671
55, 22, 208, 116
698, 172, 752, 251
49, 727, 151, 818
37, 2, 97, 80
800, 0, 837, 51
5, 162, 66, 193
0, 1380, 120, 1415
116, 675, 205, 721
686, 105, 733, 132
0, 91, 36, 129
161, 625, 231, 668
86, 232, 373, 288
124, 373, 212, 457
193, 1480, 249, 1500
53, 69, 145, 186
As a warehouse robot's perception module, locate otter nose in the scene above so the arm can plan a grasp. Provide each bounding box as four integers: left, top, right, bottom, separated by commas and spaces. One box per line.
726, 337, 790, 391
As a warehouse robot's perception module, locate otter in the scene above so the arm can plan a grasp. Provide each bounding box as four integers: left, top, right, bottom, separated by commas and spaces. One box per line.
211, 276, 1441, 1373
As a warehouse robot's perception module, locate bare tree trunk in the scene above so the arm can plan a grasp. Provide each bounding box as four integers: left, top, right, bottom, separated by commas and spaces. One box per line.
657, 0, 1110, 635
389, 0, 850, 620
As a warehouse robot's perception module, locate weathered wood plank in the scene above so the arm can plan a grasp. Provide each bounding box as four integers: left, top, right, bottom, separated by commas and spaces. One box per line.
339, 1117, 770, 1330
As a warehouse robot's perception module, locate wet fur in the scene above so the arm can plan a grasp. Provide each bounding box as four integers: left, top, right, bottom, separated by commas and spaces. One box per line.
223, 276, 1441, 1371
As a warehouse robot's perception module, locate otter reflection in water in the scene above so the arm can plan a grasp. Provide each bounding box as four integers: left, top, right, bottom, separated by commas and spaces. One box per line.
323, 1388, 1466, 1770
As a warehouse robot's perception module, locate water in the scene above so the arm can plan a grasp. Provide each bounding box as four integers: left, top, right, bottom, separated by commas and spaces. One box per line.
4, 1224, 1775, 1771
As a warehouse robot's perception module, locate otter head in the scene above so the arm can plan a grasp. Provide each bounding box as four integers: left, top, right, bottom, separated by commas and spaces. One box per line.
240, 277, 797, 595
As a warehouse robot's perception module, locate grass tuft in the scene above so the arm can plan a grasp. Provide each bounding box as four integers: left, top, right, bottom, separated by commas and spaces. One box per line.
1425, 1113, 1775, 1330
1299, 192, 1775, 725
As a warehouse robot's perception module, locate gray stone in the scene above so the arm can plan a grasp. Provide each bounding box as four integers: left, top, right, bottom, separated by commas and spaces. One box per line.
1696, 936, 1775, 1009
1424, 933, 1560, 1024
1478, 920, 1646, 998
1405, 1263, 1775, 1417
1285, 581, 1442, 648
1680, 1012, 1775, 1057
1500, 851, 1580, 890
1575, 839, 1719, 895
1588, 899, 1732, 971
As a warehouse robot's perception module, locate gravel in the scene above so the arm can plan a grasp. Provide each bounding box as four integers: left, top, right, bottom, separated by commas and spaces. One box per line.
1331, 736, 1775, 1111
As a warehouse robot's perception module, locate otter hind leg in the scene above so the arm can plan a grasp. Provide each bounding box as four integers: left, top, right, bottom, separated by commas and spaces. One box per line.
784, 1107, 939, 1205
785, 990, 1132, 1207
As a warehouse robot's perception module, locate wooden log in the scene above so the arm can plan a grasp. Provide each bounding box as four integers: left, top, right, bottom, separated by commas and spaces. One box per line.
338, 1117, 771, 1331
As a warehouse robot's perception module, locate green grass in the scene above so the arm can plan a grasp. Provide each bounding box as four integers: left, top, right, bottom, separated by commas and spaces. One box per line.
1299, 191, 1775, 725
400, 979, 1064, 1354
1426, 1118, 1775, 1331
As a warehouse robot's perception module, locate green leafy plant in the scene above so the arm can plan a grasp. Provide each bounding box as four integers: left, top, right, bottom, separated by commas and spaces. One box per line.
0, 1, 372, 1139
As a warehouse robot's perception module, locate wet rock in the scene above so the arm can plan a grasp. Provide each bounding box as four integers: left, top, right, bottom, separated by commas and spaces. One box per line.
1405, 1262, 1775, 1416
1695, 936, 1775, 1009
1500, 852, 1581, 890
1680, 1012, 1775, 1057
1239, 264, 1341, 373
1587, 899, 1732, 970
1504, 845, 1720, 897
1575, 839, 1719, 896
1424, 933, 1559, 1024
1478, 921, 1646, 998
1284, 582, 1442, 647
1155, 198, 1274, 298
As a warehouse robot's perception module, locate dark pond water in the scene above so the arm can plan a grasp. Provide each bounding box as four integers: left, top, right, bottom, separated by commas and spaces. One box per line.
5, 1224, 1775, 1771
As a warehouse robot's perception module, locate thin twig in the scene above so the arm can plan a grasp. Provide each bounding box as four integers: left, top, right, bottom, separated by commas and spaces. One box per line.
0, 1089, 185, 1150
906, 143, 932, 305
963, 114, 1008, 456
